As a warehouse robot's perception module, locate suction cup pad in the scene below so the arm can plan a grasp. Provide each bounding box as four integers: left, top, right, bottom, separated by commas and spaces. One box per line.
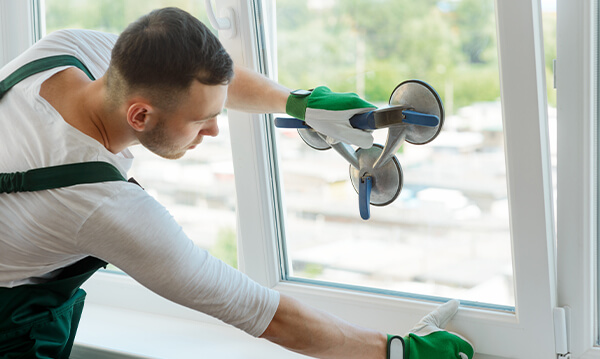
389, 80, 444, 145
298, 128, 331, 151
349, 144, 403, 206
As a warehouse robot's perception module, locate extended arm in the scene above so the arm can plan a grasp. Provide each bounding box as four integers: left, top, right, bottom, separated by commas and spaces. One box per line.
225, 65, 375, 148
225, 64, 289, 114
260, 295, 475, 359
260, 294, 387, 359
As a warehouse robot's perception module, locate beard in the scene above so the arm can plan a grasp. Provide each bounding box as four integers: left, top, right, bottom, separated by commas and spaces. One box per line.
137, 119, 189, 160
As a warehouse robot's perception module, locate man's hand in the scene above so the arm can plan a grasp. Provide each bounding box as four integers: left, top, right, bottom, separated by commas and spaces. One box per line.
285, 86, 376, 148
388, 300, 474, 359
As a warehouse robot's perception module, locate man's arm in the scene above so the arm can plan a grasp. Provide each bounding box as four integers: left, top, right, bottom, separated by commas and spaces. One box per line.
260, 294, 388, 359
224, 65, 374, 148
225, 65, 290, 114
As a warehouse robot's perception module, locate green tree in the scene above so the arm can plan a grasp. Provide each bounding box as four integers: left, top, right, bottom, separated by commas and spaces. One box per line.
45, 0, 210, 35
542, 12, 557, 107
454, 0, 496, 64
276, 0, 461, 103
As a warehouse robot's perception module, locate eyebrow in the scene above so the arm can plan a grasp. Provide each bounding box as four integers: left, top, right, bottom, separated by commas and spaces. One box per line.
201, 110, 223, 121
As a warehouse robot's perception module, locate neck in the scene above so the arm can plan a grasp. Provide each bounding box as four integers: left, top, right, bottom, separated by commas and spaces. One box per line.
75, 75, 138, 154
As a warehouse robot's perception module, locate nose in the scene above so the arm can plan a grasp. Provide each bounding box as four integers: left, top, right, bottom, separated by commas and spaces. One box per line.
201, 117, 219, 137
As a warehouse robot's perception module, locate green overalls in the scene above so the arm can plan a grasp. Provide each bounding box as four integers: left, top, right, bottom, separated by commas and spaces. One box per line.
0, 56, 135, 358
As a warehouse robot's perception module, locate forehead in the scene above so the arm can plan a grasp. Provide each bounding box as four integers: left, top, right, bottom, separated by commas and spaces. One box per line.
191, 81, 227, 105
175, 80, 228, 117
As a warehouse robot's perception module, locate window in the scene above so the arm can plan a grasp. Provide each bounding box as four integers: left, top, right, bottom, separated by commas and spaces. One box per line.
0, 0, 566, 357
222, 0, 558, 357
0, 1, 41, 66
43, 0, 239, 269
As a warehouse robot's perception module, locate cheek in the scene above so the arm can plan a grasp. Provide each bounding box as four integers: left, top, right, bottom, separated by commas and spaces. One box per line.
176, 122, 198, 138
184, 124, 204, 143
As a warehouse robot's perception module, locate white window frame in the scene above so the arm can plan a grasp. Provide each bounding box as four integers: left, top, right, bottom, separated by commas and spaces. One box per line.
0, 0, 41, 67
556, 0, 599, 357
217, 0, 558, 357
0, 0, 566, 357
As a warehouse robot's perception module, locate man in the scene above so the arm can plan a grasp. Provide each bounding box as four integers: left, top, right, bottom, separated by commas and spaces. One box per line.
0, 7, 473, 359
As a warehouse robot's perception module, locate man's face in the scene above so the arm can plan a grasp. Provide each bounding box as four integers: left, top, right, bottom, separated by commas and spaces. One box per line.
138, 81, 227, 159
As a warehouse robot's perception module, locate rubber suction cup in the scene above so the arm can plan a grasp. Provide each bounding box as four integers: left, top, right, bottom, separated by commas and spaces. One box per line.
298, 128, 331, 151
389, 80, 444, 145
349, 144, 403, 206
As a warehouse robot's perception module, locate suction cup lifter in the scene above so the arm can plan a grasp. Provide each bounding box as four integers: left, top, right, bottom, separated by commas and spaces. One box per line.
275, 79, 444, 220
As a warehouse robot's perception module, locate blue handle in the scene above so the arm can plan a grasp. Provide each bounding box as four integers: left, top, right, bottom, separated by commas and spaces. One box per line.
403, 110, 440, 127
274, 117, 310, 129
349, 110, 439, 129
359, 175, 372, 220
275, 109, 439, 130
349, 111, 377, 129
275, 115, 375, 129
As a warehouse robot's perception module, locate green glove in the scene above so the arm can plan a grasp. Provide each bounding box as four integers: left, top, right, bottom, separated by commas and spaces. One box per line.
387, 300, 474, 359
286, 86, 376, 148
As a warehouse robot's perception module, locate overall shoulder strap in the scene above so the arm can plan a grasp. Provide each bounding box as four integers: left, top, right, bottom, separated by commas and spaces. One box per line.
0, 55, 95, 101
0, 55, 129, 193
0, 162, 127, 194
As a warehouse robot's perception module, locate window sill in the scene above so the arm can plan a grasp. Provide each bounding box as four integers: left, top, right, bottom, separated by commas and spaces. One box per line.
76, 272, 308, 358
74, 303, 308, 359
78, 272, 506, 358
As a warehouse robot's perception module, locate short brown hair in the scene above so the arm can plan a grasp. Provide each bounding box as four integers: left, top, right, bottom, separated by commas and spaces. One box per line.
106, 7, 234, 109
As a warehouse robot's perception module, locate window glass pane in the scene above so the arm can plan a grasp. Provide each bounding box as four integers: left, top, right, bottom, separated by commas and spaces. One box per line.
542, 0, 557, 225
43, 0, 238, 269
275, 0, 556, 308
45, 0, 208, 35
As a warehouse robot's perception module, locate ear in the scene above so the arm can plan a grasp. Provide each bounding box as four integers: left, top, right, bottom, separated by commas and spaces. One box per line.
126, 101, 155, 132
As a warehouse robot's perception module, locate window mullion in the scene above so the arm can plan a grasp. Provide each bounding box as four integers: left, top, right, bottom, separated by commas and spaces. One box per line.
556, 0, 598, 356
213, 0, 282, 288
489, 0, 557, 356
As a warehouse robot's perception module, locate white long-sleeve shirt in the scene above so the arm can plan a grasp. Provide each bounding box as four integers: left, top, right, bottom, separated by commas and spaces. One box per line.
0, 29, 279, 337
